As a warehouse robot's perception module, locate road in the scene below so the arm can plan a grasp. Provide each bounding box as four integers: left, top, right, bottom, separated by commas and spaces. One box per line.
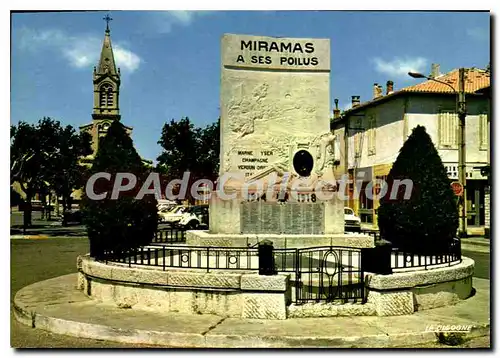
462, 250, 490, 280
11, 211, 175, 237
10, 237, 168, 348
10, 210, 46, 226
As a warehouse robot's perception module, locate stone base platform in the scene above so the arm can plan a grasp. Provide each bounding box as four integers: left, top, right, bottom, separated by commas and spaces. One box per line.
14, 273, 490, 348
185, 230, 375, 249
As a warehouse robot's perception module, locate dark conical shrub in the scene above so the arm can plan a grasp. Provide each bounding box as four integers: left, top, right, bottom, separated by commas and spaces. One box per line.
377, 125, 458, 254
81, 121, 158, 259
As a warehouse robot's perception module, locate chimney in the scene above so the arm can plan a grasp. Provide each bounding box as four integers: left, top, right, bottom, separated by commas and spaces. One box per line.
386, 80, 394, 94
333, 98, 341, 119
352, 95, 360, 107
430, 63, 440, 79
373, 83, 379, 98
373, 83, 383, 98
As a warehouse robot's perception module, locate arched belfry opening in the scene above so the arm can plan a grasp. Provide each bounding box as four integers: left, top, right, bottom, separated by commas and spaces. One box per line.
99, 83, 114, 108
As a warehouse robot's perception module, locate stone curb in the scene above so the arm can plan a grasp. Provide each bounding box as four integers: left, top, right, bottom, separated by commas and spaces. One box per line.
11, 235, 88, 240
366, 257, 474, 290
461, 244, 490, 253
460, 239, 490, 247
14, 304, 490, 348
13, 275, 490, 348
10, 235, 50, 240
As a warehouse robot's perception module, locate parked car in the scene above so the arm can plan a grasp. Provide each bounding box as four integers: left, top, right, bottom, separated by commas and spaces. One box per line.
159, 205, 188, 224
19, 200, 44, 212
157, 199, 177, 212
177, 205, 209, 230
344, 207, 361, 232
62, 209, 83, 226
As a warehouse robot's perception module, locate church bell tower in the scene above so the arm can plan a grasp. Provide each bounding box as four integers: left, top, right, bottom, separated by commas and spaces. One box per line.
92, 14, 121, 123
80, 14, 132, 157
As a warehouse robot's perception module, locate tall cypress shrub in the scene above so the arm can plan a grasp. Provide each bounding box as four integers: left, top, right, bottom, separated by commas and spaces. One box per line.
81, 121, 158, 258
377, 125, 458, 254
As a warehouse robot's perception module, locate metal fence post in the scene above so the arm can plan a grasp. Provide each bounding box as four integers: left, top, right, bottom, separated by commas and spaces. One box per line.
361, 239, 393, 275
258, 239, 276, 275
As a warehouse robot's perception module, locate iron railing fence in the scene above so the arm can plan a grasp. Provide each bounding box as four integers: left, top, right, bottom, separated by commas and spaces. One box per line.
152, 227, 187, 244
99, 236, 461, 304
102, 244, 260, 272
391, 238, 462, 271
100, 244, 365, 304
293, 246, 365, 304
119, 226, 462, 273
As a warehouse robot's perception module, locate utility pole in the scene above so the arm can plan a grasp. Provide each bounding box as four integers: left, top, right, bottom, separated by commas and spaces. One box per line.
457, 68, 467, 237
409, 68, 468, 237
344, 115, 349, 179
333, 99, 349, 203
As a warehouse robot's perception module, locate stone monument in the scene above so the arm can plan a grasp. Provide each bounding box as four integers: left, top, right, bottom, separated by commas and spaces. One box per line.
187, 33, 364, 248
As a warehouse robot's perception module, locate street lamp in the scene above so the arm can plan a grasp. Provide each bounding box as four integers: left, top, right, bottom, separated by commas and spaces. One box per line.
408, 69, 467, 238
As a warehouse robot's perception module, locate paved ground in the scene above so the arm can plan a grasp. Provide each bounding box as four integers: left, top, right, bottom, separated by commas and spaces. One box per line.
10, 237, 158, 348
10, 218, 491, 348
14, 273, 491, 348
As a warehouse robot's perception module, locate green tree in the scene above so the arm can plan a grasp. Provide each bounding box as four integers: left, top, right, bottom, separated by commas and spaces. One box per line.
157, 117, 220, 202
10, 187, 23, 209
81, 121, 158, 259
11, 118, 93, 226
196, 118, 220, 180
49, 126, 92, 213
157, 117, 198, 179
377, 125, 459, 254
37, 118, 67, 219
11, 121, 38, 229
11, 118, 61, 229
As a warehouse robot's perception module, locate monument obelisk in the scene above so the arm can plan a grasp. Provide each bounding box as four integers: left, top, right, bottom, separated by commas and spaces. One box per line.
187, 33, 364, 248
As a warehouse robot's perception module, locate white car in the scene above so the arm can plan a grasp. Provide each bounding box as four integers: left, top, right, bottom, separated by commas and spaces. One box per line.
177, 205, 209, 230
344, 207, 361, 232
157, 200, 177, 212
159, 205, 188, 224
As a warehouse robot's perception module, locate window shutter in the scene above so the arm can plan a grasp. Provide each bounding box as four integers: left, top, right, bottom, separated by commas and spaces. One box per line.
479, 114, 488, 150
439, 111, 458, 148
368, 115, 376, 155
354, 118, 363, 158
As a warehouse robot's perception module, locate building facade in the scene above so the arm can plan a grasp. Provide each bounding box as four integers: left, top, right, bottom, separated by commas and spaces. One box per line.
331, 65, 490, 234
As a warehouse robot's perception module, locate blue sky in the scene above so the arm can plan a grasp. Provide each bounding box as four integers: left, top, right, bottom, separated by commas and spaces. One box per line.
11, 11, 490, 164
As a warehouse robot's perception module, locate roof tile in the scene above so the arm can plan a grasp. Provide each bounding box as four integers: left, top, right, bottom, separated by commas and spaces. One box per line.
401, 68, 490, 94
341, 68, 490, 116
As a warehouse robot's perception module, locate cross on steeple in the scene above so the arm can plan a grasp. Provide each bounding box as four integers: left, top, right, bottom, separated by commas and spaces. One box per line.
103, 14, 113, 32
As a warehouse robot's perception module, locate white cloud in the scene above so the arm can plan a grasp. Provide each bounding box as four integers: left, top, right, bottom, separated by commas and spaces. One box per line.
17, 27, 141, 73
113, 45, 141, 72
153, 11, 210, 34
372, 57, 429, 78
168, 10, 197, 24
63, 37, 101, 68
